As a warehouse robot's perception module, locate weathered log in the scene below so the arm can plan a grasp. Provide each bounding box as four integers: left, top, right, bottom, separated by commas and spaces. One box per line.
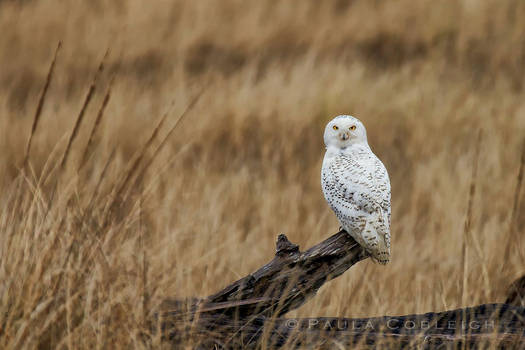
160, 231, 365, 312
159, 304, 525, 348
157, 231, 525, 348
262, 303, 525, 349
506, 274, 525, 307
205, 230, 368, 317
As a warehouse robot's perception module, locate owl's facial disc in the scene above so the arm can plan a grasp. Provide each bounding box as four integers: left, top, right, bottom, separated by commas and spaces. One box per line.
324, 115, 368, 149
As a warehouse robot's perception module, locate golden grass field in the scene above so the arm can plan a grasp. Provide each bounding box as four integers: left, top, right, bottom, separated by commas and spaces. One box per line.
1, 0, 525, 348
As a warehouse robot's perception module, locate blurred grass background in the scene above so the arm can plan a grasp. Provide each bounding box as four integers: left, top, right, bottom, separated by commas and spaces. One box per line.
0, 0, 524, 348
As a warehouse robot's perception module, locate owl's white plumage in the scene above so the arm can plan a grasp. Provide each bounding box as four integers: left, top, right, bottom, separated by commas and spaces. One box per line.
321, 115, 391, 264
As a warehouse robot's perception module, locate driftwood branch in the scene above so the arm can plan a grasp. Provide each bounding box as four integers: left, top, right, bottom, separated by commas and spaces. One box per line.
206, 230, 367, 317
157, 231, 525, 348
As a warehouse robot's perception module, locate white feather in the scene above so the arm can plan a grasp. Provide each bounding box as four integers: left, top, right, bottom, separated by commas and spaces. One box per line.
321, 115, 391, 264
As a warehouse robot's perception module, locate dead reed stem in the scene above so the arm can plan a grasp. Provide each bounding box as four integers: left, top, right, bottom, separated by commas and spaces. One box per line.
504, 137, 525, 263
129, 88, 205, 194
79, 75, 115, 171
114, 106, 170, 201
23, 41, 61, 167
461, 129, 482, 307
60, 49, 110, 170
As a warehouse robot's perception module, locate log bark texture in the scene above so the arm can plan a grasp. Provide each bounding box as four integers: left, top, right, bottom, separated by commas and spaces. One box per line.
157, 231, 525, 349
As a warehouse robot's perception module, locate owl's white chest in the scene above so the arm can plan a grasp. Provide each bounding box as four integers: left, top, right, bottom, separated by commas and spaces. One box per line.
321, 144, 390, 221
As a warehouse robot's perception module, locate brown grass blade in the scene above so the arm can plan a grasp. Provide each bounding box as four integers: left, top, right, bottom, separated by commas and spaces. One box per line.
114, 102, 173, 200
41, 73, 111, 223
131, 89, 205, 190
78, 75, 115, 171
139, 196, 149, 326
503, 137, 525, 262
59, 48, 110, 170
41, 52, 113, 213
23, 41, 61, 167
461, 129, 482, 307
83, 147, 117, 220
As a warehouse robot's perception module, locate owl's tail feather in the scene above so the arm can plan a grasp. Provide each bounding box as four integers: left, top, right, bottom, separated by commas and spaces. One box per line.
362, 213, 390, 265
371, 251, 390, 265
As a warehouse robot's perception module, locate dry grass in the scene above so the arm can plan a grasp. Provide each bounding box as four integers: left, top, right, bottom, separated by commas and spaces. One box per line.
1, 0, 525, 348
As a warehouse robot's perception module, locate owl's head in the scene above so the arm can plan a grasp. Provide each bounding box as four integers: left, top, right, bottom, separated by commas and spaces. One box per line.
324, 115, 368, 149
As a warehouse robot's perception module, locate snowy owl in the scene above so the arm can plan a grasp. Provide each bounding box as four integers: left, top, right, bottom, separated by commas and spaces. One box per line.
321, 115, 391, 264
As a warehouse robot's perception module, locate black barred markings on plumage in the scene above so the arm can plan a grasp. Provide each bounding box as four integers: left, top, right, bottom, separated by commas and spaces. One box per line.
321, 115, 391, 264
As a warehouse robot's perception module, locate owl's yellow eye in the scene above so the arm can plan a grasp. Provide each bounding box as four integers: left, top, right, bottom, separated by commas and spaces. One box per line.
333, 125, 339, 130
350, 125, 356, 131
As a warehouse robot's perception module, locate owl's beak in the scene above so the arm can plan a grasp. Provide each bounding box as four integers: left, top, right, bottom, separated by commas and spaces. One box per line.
340, 132, 349, 141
